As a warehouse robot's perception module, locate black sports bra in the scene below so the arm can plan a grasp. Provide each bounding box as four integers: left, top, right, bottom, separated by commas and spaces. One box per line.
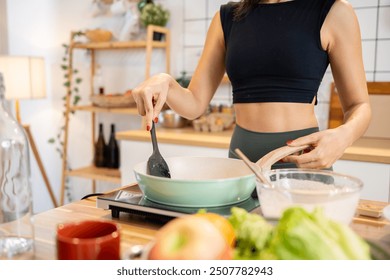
220, 0, 336, 104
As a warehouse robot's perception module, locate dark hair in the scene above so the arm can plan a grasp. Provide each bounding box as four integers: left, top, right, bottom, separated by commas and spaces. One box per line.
233, 0, 259, 21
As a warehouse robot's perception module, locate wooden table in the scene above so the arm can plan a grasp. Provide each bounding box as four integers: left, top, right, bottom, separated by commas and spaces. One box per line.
33, 185, 390, 260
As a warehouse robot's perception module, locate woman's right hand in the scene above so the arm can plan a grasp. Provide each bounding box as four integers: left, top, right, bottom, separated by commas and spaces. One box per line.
132, 73, 173, 131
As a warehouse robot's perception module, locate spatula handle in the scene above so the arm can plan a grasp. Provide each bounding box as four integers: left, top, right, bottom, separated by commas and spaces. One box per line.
256, 145, 309, 171
235, 148, 270, 185
150, 122, 159, 152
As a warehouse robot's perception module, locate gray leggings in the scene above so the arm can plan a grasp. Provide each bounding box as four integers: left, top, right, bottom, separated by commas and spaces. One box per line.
229, 124, 320, 169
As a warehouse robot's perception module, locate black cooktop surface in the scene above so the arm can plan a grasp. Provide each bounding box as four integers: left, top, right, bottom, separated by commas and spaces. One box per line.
97, 185, 260, 222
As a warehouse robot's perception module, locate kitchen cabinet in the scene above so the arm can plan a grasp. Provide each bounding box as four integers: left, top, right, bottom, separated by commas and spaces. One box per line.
333, 160, 390, 203
60, 25, 171, 205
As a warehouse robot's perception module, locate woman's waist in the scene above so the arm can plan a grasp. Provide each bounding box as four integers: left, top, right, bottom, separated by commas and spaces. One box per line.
234, 102, 318, 133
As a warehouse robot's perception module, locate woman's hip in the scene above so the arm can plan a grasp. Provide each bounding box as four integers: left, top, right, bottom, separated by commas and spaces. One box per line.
228, 124, 319, 169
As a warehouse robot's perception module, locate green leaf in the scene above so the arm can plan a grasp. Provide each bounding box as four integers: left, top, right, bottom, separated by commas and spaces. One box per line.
75, 78, 82, 84
73, 95, 81, 105
265, 207, 371, 260
48, 138, 55, 144
73, 69, 79, 74
63, 81, 70, 87
229, 207, 273, 260
61, 65, 68, 70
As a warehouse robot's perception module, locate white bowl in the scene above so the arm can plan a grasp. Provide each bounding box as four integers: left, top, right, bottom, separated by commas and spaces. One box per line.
256, 169, 363, 225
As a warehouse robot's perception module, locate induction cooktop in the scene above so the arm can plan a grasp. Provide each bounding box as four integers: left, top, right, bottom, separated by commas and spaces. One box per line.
96, 185, 260, 223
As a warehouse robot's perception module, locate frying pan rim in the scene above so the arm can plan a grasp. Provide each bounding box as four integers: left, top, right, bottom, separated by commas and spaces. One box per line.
133, 156, 255, 183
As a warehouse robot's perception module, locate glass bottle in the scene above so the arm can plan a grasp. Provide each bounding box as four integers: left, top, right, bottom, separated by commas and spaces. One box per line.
0, 73, 34, 259
107, 124, 119, 169
94, 123, 107, 167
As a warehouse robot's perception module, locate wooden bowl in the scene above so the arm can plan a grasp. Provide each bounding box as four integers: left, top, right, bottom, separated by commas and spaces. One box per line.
85, 29, 113, 42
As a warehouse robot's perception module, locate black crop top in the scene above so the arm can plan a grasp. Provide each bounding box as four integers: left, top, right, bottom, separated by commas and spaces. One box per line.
220, 0, 336, 104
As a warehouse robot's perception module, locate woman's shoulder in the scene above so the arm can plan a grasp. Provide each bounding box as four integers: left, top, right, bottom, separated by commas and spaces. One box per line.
324, 0, 361, 50
222, 1, 239, 8
330, 0, 355, 15
220, 1, 239, 15
327, 0, 358, 26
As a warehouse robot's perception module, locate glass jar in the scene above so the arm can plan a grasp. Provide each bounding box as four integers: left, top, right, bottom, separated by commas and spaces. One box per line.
0, 72, 34, 259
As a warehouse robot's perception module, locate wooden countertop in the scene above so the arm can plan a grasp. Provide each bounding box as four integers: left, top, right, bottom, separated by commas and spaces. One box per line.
116, 127, 390, 164
33, 184, 390, 260
116, 127, 232, 149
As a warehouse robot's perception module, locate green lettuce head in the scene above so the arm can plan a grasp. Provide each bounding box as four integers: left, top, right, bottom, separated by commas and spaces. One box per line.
267, 207, 371, 260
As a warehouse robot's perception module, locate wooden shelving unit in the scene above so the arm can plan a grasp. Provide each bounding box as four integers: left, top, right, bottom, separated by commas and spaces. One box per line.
72, 40, 168, 50
66, 166, 121, 184
70, 105, 139, 115
60, 25, 171, 205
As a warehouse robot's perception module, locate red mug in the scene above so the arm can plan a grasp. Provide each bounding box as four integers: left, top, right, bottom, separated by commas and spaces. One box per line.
56, 220, 120, 260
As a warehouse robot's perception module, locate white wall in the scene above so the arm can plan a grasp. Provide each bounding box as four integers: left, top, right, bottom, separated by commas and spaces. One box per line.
5, 0, 390, 213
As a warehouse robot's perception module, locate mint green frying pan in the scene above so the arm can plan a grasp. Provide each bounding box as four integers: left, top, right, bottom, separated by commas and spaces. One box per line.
133, 156, 256, 207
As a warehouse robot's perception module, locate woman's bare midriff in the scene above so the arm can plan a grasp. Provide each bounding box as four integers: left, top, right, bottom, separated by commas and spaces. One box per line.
234, 102, 319, 132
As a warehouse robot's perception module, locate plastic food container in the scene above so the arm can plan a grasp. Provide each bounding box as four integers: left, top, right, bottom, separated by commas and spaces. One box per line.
256, 169, 363, 225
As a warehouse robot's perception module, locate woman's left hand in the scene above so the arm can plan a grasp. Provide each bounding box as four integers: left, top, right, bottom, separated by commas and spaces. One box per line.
283, 128, 350, 169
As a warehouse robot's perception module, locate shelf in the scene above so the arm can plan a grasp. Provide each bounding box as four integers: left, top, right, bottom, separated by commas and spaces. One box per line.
60, 24, 171, 205
70, 105, 139, 115
71, 40, 168, 50
66, 166, 121, 184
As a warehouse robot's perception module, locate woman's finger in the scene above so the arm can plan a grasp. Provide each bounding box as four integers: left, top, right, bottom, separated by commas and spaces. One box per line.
137, 98, 146, 116
152, 83, 169, 121
142, 87, 155, 130
287, 132, 319, 147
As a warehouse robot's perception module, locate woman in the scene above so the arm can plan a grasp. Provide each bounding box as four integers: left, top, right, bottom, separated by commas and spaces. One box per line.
132, 0, 371, 169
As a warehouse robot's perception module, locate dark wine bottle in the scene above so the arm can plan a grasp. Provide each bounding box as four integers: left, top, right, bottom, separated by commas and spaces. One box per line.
94, 123, 107, 167
107, 124, 120, 169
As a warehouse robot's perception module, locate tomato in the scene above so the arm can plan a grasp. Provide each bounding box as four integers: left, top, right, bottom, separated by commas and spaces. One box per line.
196, 212, 236, 247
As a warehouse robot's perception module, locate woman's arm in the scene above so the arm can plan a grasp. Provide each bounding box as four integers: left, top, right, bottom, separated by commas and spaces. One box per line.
286, 0, 372, 168
132, 12, 226, 130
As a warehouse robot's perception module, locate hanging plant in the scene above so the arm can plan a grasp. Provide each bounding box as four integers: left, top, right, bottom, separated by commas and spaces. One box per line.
48, 31, 85, 203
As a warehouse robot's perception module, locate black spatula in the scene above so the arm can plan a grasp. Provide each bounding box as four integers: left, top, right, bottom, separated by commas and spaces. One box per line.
147, 122, 171, 178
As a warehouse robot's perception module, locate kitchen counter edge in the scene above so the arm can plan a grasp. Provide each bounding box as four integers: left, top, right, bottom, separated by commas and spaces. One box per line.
116, 127, 390, 164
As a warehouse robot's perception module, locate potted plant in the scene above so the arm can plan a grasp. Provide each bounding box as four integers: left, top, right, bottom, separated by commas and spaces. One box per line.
137, 0, 154, 12
140, 3, 170, 41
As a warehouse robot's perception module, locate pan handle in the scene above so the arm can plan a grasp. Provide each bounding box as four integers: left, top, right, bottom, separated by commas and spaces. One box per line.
256, 145, 309, 172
